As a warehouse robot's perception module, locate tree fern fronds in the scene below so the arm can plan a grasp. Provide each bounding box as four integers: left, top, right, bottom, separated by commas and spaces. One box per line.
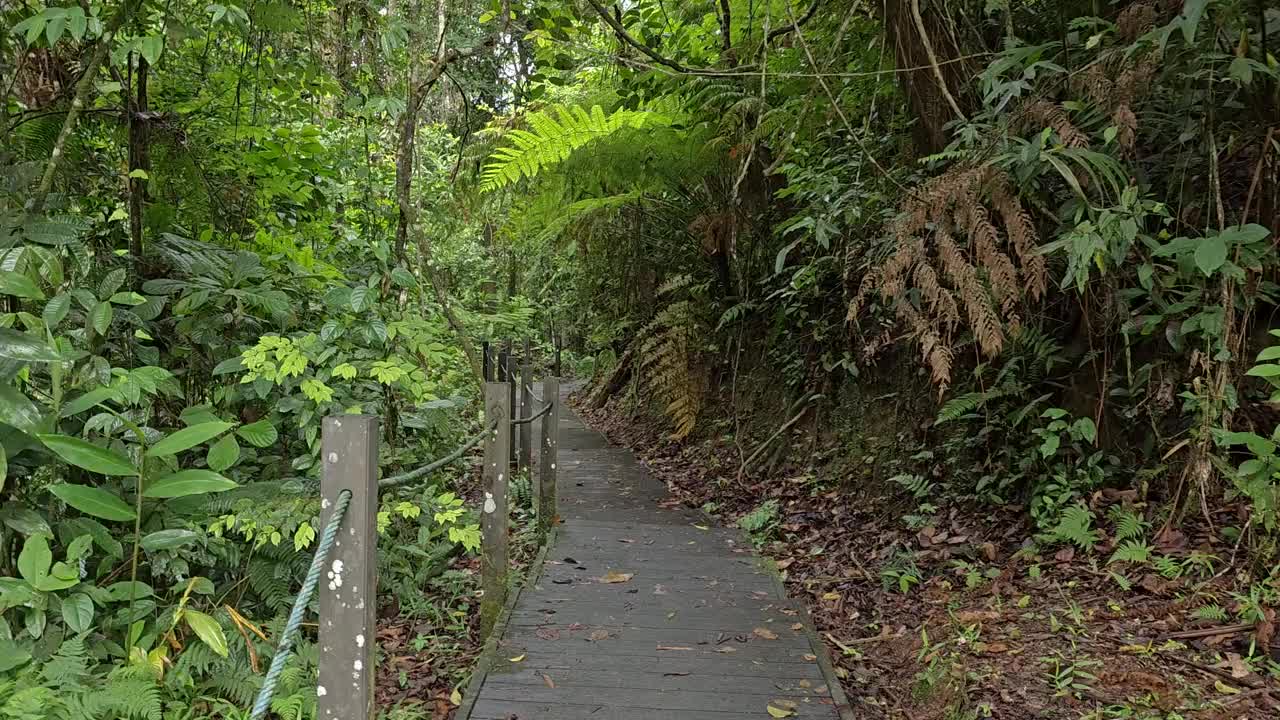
480, 105, 674, 191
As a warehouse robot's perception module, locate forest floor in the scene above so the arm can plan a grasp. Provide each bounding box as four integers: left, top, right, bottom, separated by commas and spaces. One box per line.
372, 473, 543, 719
574, 396, 1280, 720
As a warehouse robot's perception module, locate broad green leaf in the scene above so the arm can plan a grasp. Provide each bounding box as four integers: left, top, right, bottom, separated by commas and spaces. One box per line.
144, 470, 237, 498
0, 270, 44, 300
42, 294, 70, 328
145, 421, 234, 457
17, 534, 52, 585
38, 435, 137, 476
0, 445, 6, 495
140, 529, 200, 551
139, 34, 163, 65
90, 301, 113, 335
48, 484, 136, 522
0, 640, 31, 672
206, 434, 240, 472
1257, 346, 1280, 361
1194, 236, 1227, 277
184, 610, 228, 657
61, 593, 94, 633
1246, 364, 1280, 377
1180, 0, 1208, 44
106, 581, 153, 602
0, 327, 63, 362
60, 386, 120, 417
109, 291, 146, 306
236, 419, 278, 447
0, 385, 43, 433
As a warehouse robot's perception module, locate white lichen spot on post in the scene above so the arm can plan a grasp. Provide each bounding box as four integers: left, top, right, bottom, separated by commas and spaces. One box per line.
316, 686, 327, 697
483, 492, 496, 514
356, 634, 365, 648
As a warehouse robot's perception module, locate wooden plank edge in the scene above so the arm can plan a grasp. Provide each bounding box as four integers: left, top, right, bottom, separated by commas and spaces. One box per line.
457, 524, 559, 720
758, 554, 857, 720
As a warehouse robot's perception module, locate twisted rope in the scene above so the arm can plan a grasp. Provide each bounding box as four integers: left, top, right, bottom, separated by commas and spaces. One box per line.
379, 418, 499, 489
523, 382, 544, 404
249, 489, 352, 720
511, 400, 553, 425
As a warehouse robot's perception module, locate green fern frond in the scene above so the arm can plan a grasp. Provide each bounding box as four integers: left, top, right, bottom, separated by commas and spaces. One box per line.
480, 105, 673, 191
935, 391, 999, 425
1106, 505, 1147, 542
1191, 604, 1228, 622
1046, 504, 1100, 549
1107, 539, 1152, 565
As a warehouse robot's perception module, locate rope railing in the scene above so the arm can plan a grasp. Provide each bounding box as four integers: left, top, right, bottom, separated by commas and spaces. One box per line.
379, 418, 500, 489
249, 488, 353, 720
511, 398, 553, 425
524, 382, 544, 404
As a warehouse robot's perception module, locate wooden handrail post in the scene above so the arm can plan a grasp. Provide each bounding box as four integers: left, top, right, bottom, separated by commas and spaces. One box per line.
481, 340, 492, 382
480, 383, 511, 636
537, 377, 560, 536
319, 415, 379, 720
519, 361, 533, 477
502, 343, 518, 464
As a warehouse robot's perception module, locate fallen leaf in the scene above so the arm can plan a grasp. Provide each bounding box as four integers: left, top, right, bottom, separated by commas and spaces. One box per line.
754, 627, 779, 640
535, 627, 561, 640
541, 673, 555, 688
803, 653, 817, 661
599, 571, 634, 584
693, 524, 709, 530
588, 630, 610, 642
714, 646, 737, 653
767, 704, 796, 718
798, 680, 811, 689
449, 688, 461, 705
791, 623, 804, 631
821, 592, 840, 601
1214, 680, 1241, 695
657, 645, 693, 651
508, 654, 525, 662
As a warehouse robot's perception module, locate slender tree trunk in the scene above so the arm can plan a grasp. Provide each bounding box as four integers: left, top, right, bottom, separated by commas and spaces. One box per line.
127, 54, 150, 266
29, 0, 141, 213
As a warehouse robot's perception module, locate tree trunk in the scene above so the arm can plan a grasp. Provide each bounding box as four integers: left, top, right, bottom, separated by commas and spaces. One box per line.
880, 0, 972, 155
127, 54, 150, 268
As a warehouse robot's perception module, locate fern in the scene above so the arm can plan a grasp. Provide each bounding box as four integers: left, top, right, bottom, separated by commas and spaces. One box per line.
1152, 555, 1183, 579
934, 389, 1003, 425
87, 674, 162, 720
1045, 504, 1100, 549
1107, 539, 1152, 565
638, 301, 702, 440
1191, 604, 1228, 622
1107, 505, 1147, 542
480, 105, 673, 191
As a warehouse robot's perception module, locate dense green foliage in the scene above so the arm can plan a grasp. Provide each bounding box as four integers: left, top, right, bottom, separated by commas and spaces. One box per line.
2, 0, 1279, 717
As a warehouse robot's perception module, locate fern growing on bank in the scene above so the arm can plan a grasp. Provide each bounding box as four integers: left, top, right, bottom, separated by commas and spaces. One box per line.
480, 105, 673, 191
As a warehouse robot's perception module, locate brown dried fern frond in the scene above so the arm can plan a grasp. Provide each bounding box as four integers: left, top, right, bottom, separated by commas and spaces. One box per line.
1021, 101, 1090, 148
1117, 2, 1159, 42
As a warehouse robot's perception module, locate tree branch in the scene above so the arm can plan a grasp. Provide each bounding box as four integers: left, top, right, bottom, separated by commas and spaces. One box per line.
582, 0, 692, 74
767, 0, 824, 43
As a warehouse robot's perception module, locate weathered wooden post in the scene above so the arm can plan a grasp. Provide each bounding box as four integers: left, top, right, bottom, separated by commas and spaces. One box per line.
537, 376, 560, 536
319, 415, 378, 720
519, 339, 533, 477
480, 383, 511, 635
502, 343, 518, 465
481, 340, 492, 382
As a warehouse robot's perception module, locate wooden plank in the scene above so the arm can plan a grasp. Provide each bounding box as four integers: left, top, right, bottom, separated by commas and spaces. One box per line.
471, 700, 834, 720
537, 376, 559, 535
483, 667, 829, 694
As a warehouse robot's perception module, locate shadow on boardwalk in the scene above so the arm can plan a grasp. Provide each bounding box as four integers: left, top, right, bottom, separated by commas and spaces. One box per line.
462, 386, 847, 719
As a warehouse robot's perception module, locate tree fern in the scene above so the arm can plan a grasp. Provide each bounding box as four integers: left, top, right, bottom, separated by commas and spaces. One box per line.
480, 105, 673, 191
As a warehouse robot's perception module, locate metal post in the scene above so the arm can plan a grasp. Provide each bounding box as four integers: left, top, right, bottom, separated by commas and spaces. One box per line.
537, 377, 560, 536
319, 415, 378, 720
480, 383, 510, 636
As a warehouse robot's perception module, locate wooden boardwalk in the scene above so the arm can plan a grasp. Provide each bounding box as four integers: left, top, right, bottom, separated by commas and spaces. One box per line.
462, 386, 845, 719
